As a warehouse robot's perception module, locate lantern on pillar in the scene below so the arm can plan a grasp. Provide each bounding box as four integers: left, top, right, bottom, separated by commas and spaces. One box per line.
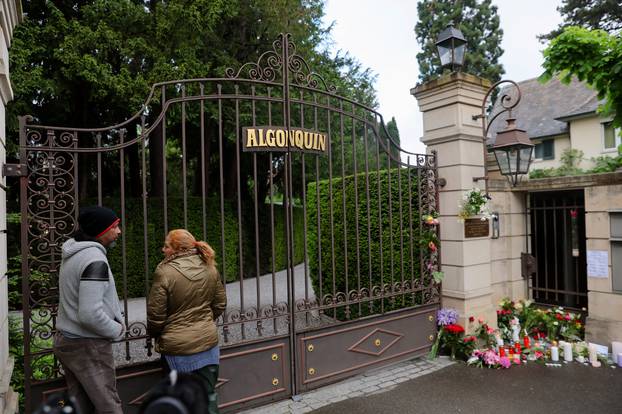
435, 26, 467, 71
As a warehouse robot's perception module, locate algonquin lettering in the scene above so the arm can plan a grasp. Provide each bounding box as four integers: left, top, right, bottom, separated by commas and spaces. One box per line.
242, 127, 328, 154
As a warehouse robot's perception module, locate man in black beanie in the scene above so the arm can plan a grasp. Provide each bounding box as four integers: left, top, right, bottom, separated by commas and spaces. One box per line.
53, 206, 124, 414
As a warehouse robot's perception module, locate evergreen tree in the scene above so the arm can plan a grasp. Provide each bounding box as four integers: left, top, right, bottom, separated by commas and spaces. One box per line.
414, 0, 505, 83
7, 0, 378, 201
539, 0, 622, 41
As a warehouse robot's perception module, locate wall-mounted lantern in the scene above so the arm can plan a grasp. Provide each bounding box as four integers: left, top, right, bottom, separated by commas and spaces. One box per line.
492, 118, 534, 187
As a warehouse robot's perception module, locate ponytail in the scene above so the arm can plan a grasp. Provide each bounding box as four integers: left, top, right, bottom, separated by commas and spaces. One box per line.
194, 240, 215, 266
165, 229, 216, 266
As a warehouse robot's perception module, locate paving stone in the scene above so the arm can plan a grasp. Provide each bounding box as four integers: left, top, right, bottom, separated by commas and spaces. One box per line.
237, 357, 454, 413
361, 385, 380, 393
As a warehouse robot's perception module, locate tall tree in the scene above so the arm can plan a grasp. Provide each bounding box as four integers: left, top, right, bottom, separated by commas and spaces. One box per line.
7, 0, 378, 202
414, 0, 505, 83
539, 0, 622, 41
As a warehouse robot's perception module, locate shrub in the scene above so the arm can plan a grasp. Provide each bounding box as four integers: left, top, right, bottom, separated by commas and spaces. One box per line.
10, 197, 304, 301
307, 168, 433, 319
101, 196, 305, 297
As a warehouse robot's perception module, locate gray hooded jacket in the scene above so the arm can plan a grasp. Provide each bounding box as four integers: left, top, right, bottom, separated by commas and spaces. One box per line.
56, 239, 124, 339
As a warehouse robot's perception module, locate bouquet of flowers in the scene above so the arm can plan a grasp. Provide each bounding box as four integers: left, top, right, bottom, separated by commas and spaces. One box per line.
467, 349, 511, 369
458, 188, 492, 222
429, 308, 460, 359
471, 317, 497, 348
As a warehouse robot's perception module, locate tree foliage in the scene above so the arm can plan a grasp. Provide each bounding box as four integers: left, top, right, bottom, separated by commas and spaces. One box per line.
414, 0, 505, 83
7, 0, 381, 206
540, 26, 622, 129
539, 0, 622, 41
8, 0, 377, 142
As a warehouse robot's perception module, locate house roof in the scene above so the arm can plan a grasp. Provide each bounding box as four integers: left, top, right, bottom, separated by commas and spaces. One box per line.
488, 77, 598, 144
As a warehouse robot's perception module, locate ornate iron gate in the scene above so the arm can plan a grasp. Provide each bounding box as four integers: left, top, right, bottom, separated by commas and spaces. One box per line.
18, 34, 441, 413
528, 190, 587, 309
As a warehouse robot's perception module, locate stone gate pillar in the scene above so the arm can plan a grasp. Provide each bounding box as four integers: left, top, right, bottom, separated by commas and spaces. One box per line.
412, 72, 496, 326
0, 3, 22, 413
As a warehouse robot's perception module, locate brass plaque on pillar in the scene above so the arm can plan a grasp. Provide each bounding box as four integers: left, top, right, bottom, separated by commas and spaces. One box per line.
464, 218, 489, 238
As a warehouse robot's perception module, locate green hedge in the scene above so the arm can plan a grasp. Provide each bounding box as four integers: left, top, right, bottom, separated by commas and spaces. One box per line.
307, 168, 427, 319
98, 197, 303, 298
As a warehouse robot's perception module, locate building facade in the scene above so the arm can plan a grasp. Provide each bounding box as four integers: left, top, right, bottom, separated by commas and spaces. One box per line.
0, 2, 22, 413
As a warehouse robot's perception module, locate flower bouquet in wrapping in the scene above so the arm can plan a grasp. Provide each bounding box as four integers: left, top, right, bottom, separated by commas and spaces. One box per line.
429, 308, 467, 360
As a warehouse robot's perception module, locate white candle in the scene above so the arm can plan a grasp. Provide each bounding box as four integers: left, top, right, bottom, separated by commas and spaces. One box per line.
496, 337, 504, 347
612, 342, 622, 364
512, 328, 520, 343
589, 344, 598, 364
563, 342, 573, 362
551, 346, 559, 362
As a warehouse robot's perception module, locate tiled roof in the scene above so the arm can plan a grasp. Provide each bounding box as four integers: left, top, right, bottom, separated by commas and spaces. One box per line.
488, 77, 598, 144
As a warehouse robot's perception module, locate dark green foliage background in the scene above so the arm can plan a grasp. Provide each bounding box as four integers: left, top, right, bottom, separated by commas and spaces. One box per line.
306, 168, 424, 319
99, 197, 304, 298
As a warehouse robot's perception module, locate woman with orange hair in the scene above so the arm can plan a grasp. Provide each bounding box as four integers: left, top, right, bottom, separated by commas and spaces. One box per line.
147, 229, 227, 414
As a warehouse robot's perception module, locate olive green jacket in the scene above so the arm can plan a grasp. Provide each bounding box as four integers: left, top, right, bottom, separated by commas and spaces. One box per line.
147, 251, 227, 355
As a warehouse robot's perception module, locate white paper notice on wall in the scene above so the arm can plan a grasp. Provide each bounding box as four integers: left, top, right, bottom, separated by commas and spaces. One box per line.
587, 250, 609, 278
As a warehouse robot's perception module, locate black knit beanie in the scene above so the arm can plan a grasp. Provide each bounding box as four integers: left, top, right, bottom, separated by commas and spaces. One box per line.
78, 206, 120, 238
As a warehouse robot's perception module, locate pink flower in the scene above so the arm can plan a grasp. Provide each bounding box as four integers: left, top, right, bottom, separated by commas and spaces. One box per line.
428, 241, 437, 252
564, 313, 571, 321
499, 357, 511, 369
570, 209, 578, 219
486, 326, 494, 334
483, 350, 500, 366
478, 317, 484, 324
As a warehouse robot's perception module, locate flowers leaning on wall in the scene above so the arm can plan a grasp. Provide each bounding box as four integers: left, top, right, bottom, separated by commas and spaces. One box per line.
458, 188, 492, 222
427, 298, 609, 370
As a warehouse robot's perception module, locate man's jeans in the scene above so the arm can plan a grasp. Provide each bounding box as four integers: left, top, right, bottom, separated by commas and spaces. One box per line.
53, 332, 123, 414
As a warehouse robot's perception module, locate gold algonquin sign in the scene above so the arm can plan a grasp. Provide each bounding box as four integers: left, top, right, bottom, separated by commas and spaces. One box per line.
242, 127, 328, 154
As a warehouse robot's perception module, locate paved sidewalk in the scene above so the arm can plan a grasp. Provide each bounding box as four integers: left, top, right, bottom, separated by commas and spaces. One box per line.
239, 357, 454, 414
310, 361, 622, 414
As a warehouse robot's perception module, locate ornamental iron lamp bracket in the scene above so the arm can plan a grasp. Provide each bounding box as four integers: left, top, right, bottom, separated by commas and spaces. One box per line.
471, 79, 531, 193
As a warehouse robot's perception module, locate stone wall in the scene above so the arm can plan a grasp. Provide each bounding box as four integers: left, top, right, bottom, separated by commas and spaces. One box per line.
0, 2, 22, 413
516, 173, 622, 344
488, 180, 528, 306
584, 183, 622, 345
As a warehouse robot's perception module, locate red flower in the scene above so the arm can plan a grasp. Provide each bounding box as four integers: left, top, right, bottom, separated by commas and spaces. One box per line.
428, 241, 437, 252
555, 314, 563, 321
444, 324, 465, 335
469, 316, 475, 323
570, 209, 578, 219
463, 336, 476, 343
